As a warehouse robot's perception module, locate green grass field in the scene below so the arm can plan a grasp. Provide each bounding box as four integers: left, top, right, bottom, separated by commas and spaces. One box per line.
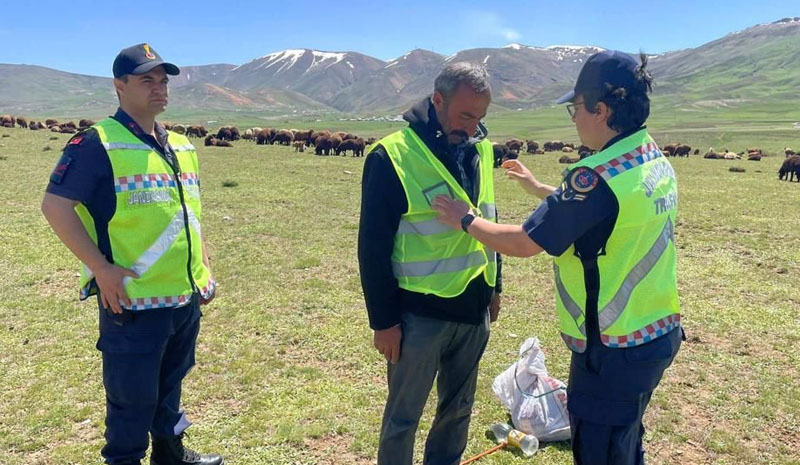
0, 119, 799, 465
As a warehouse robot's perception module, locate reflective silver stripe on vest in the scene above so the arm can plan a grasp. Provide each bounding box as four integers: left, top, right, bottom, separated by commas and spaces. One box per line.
598, 218, 675, 332
393, 250, 486, 278
121, 206, 203, 287
172, 144, 196, 152
554, 263, 586, 335
102, 142, 153, 151
397, 218, 452, 235
480, 203, 497, 219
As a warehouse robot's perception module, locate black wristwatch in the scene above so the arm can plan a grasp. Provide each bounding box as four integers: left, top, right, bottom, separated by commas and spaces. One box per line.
461, 213, 476, 233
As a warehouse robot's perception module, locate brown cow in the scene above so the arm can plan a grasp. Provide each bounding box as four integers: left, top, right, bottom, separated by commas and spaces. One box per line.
50, 125, 62, 132
272, 129, 294, 146
674, 144, 692, 157
310, 130, 330, 146
353, 138, 366, 157
292, 141, 305, 152
336, 138, 364, 156
0, 115, 15, 127
225, 126, 240, 141
785, 147, 796, 157
562, 146, 574, 153
493, 144, 511, 167
577, 145, 596, 159
505, 138, 524, 153
79, 119, 95, 129
29, 121, 41, 130
16, 117, 28, 129
544, 140, 565, 151
60, 126, 76, 134
216, 128, 233, 142
186, 125, 207, 138
328, 135, 342, 153
314, 135, 332, 155
662, 143, 677, 156
45, 119, 59, 128
747, 154, 762, 161
293, 129, 314, 146
779, 155, 800, 181
558, 155, 579, 164
525, 140, 540, 153
204, 135, 232, 147
256, 129, 272, 145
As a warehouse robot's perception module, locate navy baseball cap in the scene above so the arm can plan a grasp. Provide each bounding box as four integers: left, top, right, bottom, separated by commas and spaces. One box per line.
556, 50, 640, 104
113, 43, 180, 79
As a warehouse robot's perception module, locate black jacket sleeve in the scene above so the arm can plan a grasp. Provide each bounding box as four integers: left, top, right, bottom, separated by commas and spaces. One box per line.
358, 145, 407, 330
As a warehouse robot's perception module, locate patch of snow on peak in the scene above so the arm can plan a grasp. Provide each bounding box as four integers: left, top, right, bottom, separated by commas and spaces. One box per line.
257, 49, 307, 72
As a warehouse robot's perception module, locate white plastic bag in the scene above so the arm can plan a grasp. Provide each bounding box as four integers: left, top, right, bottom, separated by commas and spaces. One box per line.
491, 337, 571, 442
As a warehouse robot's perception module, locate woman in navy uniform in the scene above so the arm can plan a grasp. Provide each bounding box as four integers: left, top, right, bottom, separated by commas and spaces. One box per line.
434, 51, 683, 465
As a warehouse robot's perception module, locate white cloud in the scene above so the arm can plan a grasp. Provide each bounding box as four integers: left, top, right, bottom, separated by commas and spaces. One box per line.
501, 28, 521, 42
461, 11, 522, 44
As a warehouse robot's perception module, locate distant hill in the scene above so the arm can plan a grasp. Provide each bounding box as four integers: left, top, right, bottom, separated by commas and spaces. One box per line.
2, 17, 799, 118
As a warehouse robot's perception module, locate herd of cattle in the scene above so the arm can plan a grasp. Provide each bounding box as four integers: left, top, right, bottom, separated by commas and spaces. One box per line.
0, 114, 94, 133
2, 113, 799, 182
160, 123, 378, 158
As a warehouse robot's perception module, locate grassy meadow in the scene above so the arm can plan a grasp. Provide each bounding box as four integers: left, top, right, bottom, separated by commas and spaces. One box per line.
0, 113, 799, 465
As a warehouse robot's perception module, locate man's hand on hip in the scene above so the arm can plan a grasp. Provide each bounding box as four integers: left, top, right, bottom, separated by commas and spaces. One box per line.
95, 262, 138, 314
374, 324, 402, 364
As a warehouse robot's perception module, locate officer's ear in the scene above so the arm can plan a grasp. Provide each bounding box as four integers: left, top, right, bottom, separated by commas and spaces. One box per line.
594, 101, 612, 124
113, 76, 128, 99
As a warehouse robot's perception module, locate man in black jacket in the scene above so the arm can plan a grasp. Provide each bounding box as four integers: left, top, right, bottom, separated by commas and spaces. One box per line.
358, 62, 502, 465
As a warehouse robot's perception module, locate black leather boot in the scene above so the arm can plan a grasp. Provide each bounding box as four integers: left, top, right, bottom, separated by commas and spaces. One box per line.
149, 433, 223, 465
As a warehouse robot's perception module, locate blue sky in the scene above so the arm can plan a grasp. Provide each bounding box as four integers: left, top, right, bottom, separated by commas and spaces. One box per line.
1, 0, 797, 76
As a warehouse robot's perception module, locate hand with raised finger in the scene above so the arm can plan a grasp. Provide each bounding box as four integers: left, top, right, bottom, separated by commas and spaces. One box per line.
94, 262, 139, 314
502, 158, 537, 187
373, 324, 402, 364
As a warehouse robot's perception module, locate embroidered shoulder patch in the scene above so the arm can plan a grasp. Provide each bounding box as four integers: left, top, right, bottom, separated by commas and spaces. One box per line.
569, 167, 598, 193
50, 153, 73, 184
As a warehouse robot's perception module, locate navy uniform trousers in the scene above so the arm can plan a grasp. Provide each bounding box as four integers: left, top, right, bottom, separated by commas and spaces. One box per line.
567, 326, 683, 465
96, 295, 201, 464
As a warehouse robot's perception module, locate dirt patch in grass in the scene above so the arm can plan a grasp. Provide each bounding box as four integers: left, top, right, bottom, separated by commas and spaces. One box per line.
302, 433, 372, 465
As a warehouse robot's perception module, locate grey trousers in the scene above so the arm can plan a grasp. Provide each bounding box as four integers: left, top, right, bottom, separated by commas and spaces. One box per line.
377, 311, 491, 465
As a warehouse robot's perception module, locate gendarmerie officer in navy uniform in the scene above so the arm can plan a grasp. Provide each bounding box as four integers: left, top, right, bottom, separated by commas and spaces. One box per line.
41, 43, 223, 465
434, 51, 684, 465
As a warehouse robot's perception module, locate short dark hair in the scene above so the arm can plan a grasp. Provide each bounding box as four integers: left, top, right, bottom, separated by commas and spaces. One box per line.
434, 62, 491, 101
583, 52, 653, 133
